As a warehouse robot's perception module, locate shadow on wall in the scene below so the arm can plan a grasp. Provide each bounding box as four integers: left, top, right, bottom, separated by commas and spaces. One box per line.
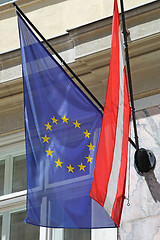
144, 170, 160, 203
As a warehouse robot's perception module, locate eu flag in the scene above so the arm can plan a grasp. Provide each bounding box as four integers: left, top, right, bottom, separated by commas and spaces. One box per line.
17, 12, 116, 228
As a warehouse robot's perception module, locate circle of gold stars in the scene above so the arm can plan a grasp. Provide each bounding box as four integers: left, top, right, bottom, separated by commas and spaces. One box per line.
41, 115, 95, 173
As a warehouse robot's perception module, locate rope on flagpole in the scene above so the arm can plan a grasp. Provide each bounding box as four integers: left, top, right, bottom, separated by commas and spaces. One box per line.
127, 119, 132, 206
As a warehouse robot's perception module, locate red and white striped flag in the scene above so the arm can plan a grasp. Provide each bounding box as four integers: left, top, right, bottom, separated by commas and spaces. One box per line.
90, 0, 131, 227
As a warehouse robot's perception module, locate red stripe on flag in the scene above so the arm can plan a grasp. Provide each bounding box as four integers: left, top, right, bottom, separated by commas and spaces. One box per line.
89, 0, 131, 227
89, 5, 120, 206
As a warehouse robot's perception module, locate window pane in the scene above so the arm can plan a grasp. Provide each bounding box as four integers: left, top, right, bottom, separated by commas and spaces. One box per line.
0, 160, 5, 196
12, 155, 27, 192
64, 229, 91, 240
0, 0, 14, 6
0, 215, 2, 240
10, 211, 39, 240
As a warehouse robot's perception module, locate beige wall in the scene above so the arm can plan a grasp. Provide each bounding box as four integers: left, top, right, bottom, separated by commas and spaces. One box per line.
0, 0, 156, 53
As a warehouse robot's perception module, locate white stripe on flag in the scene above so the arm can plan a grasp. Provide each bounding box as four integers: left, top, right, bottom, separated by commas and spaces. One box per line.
104, 26, 125, 215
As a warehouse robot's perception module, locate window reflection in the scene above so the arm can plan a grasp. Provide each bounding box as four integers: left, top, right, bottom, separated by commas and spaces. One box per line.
12, 155, 27, 192
0, 160, 5, 196
0, 215, 2, 240
64, 229, 91, 240
10, 211, 39, 240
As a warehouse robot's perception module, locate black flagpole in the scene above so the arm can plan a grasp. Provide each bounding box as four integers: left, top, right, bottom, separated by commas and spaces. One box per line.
13, 2, 104, 111
13, 1, 137, 149
120, 0, 139, 150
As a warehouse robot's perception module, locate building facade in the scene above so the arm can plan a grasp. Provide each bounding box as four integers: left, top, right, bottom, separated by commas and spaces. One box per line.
0, 0, 160, 239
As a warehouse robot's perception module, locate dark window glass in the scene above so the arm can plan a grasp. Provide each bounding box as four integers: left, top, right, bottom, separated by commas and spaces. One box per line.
64, 229, 91, 240
0, 160, 5, 196
0, 0, 14, 6
10, 211, 39, 240
0, 215, 2, 240
12, 155, 27, 192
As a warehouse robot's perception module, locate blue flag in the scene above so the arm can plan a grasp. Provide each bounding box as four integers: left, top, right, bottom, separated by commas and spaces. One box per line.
17, 12, 116, 228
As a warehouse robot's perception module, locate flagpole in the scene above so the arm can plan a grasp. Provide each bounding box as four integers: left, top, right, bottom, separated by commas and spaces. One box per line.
119, 0, 139, 150
13, 2, 104, 111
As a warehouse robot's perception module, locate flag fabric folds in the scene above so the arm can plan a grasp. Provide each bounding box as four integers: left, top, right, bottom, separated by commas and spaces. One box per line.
17, 12, 116, 228
90, 0, 131, 227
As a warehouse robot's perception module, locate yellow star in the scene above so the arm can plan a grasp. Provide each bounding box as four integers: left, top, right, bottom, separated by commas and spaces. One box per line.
87, 143, 95, 151
51, 116, 58, 124
55, 158, 63, 168
85, 154, 93, 163
78, 163, 86, 172
66, 164, 74, 173
61, 115, 69, 124
45, 148, 54, 157
73, 120, 81, 128
83, 130, 91, 138
44, 122, 52, 131
41, 134, 50, 143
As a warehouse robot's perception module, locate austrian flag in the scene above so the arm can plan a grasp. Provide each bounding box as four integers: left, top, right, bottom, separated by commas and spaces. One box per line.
90, 0, 131, 227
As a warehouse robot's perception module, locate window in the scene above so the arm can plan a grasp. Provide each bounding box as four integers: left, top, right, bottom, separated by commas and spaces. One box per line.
0, 160, 5, 196
0, 215, 2, 240
0, 131, 117, 240
0, 133, 40, 240
10, 210, 39, 240
0, 208, 39, 240
12, 155, 27, 193
64, 229, 91, 240
0, 0, 15, 6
